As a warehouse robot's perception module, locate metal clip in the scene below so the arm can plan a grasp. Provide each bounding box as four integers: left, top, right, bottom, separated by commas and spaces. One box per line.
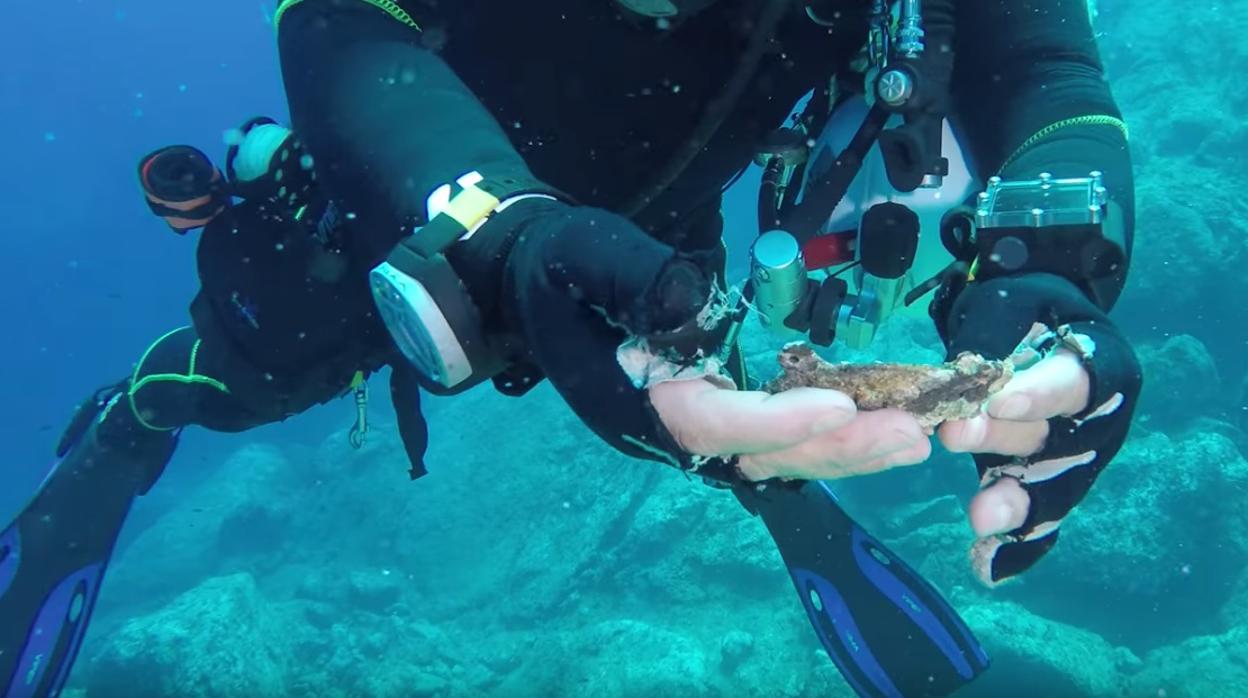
348, 377, 369, 449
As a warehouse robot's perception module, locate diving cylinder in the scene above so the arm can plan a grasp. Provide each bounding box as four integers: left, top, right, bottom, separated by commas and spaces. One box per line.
226, 119, 317, 211
232, 123, 296, 183
750, 229, 808, 336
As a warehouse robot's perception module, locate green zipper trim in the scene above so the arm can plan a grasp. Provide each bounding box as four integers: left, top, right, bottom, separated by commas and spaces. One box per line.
127, 328, 231, 432
1000, 115, 1129, 173
275, 0, 420, 32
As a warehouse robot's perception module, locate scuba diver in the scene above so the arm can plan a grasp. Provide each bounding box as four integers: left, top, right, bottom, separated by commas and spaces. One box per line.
2, 2, 1143, 698
1, 120, 434, 697
269, 0, 1139, 695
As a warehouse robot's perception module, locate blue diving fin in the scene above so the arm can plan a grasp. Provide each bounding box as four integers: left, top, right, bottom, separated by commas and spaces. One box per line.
735, 479, 990, 697
1, 395, 176, 698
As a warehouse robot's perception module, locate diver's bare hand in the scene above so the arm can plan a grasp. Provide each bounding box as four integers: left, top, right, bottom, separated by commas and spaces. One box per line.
648, 378, 932, 481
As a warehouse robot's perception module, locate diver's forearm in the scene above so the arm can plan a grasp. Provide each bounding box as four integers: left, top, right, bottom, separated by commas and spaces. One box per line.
276, 1, 547, 267
947, 0, 1134, 311
951, 0, 1126, 174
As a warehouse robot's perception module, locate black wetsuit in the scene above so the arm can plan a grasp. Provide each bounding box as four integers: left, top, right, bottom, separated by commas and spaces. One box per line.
3, 7, 1137, 690
90, 193, 430, 476
275, 0, 1134, 463
269, 0, 1145, 587
2, 8, 1139, 693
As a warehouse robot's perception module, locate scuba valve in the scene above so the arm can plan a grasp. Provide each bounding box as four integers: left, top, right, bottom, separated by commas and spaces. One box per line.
744, 0, 951, 350
870, 0, 950, 192
224, 116, 318, 213
223, 116, 348, 251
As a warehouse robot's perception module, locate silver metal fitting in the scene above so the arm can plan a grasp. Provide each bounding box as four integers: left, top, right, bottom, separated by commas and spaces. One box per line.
751, 230, 808, 335
974, 171, 1109, 229
897, 0, 925, 58
876, 69, 914, 107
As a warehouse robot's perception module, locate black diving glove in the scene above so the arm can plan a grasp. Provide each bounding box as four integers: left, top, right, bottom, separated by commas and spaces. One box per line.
501, 199, 744, 471
937, 272, 1143, 585
503, 200, 935, 485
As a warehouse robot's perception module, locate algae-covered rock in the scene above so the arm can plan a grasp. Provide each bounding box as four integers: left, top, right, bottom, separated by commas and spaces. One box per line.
366, 380, 672, 624
1020, 430, 1248, 620
957, 600, 1139, 698
346, 568, 403, 611
99, 443, 299, 615
719, 629, 755, 671
1220, 568, 1248, 630
499, 620, 711, 698
282, 610, 497, 698
84, 572, 295, 697
1126, 626, 1248, 698
604, 475, 790, 606
1099, 0, 1248, 370
1136, 334, 1222, 429
291, 565, 403, 613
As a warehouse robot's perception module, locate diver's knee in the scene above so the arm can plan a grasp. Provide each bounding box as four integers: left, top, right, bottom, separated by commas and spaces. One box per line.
126, 327, 226, 432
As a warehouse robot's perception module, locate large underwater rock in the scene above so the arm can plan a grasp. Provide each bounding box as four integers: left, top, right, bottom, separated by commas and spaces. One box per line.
1135, 334, 1223, 430
87, 442, 303, 629
1222, 568, 1248, 630
1126, 625, 1248, 698
289, 612, 499, 698
501, 620, 714, 698
1099, 0, 1248, 379
956, 600, 1140, 698
84, 573, 295, 697
992, 429, 1248, 649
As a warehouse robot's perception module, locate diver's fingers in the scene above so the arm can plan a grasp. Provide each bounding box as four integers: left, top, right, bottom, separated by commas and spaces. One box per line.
648, 378, 857, 457
848, 434, 937, 476
736, 409, 930, 481
938, 414, 1050, 457
968, 476, 1031, 537
986, 350, 1090, 422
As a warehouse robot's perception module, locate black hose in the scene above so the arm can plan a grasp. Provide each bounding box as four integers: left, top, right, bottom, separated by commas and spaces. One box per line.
622, 0, 795, 217
757, 157, 783, 233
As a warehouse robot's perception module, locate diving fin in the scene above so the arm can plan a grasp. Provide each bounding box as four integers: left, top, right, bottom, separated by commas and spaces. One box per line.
53, 379, 127, 459
735, 479, 990, 698
1, 395, 176, 698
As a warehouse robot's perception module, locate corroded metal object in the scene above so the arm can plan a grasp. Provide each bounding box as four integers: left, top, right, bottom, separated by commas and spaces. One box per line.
764, 342, 1013, 427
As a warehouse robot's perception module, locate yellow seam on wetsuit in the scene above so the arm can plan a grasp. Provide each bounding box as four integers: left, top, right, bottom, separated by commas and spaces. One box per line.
274, 0, 420, 32
1000, 115, 1130, 173
128, 328, 230, 431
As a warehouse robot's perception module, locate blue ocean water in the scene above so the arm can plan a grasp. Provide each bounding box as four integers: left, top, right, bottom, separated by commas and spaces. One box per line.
0, 2, 348, 521
3, 1, 1247, 696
